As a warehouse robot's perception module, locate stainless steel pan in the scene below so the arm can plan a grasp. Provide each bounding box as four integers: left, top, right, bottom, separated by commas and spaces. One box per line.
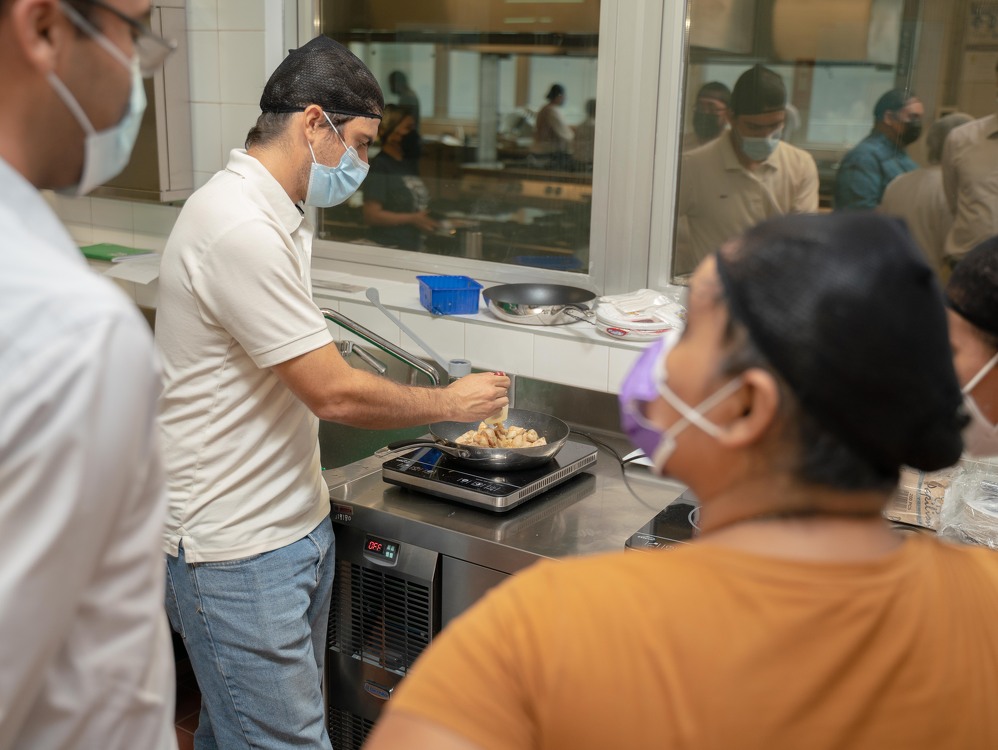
383, 409, 570, 470
482, 283, 596, 326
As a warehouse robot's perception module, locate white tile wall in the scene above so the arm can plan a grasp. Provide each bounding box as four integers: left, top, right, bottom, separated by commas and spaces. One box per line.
608, 346, 645, 394
187, 31, 221, 103
186, 0, 218, 31
218, 0, 265, 31
397, 312, 466, 364
533, 336, 610, 392
464, 324, 535, 375
191, 103, 223, 172
220, 104, 259, 153
219, 32, 267, 105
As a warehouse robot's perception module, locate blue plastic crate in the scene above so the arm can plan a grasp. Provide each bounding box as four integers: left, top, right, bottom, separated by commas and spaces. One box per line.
417, 275, 483, 315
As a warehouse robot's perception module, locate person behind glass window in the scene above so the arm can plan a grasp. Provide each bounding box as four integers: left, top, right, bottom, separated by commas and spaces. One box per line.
942, 59, 998, 266
834, 88, 923, 210
676, 64, 818, 275
572, 98, 597, 167
532, 83, 574, 167
880, 113, 973, 275
683, 80, 730, 151
366, 213, 998, 750
155, 36, 509, 750
388, 69, 419, 127
0, 1, 177, 747
363, 104, 437, 251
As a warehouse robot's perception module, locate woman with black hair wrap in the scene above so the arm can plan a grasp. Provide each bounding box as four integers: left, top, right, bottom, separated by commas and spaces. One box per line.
366, 214, 998, 750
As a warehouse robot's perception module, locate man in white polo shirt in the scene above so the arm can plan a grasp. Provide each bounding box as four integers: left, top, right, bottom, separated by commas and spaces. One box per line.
155, 36, 508, 749
676, 65, 818, 275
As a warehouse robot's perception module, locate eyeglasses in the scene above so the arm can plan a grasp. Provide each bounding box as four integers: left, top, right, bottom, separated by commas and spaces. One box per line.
71, 0, 177, 76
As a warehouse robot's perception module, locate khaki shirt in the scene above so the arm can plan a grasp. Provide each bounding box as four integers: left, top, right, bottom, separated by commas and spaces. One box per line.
941, 114, 998, 260
676, 133, 819, 274
879, 165, 951, 273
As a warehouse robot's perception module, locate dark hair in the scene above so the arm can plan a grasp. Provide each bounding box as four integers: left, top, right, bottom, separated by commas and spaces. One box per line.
696, 81, 731, 107
585, 98, 596, 118
718, 314, 900, 492
245, 110, 351, 150
716, 213, 965, 478
546, 84, 565, 102
947, 235, 998, 349
873, 88, 916, 122
730, 65, 785, 117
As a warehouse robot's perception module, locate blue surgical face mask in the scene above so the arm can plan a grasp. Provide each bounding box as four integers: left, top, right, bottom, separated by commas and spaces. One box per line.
739, 129, 782, 162
619, 329, 743, 475
48, 2, 147, 196
304, 113, 370, 207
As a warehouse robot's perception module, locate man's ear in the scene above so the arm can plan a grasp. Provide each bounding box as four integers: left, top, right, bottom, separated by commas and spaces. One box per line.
716, 368, 781, 449
11, 0, 65, 74
301, 104, 327, 143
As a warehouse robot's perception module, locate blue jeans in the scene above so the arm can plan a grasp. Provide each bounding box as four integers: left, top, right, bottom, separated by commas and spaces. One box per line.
165, 516, 335, 749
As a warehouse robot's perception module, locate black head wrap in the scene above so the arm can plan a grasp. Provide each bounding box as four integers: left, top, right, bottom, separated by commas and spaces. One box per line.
947, 235, 998, 341
260, 35, 384, 120
730, 65, 786, 116
715, 212, 965, 474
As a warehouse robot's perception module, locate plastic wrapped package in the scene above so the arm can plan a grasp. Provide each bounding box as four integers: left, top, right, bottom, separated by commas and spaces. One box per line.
937, 456, 998, 548
884, 465, 961, 529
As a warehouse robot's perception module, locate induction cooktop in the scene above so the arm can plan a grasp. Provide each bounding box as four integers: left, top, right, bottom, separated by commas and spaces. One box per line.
625, 493, 700, 551
381, 439, 598, 512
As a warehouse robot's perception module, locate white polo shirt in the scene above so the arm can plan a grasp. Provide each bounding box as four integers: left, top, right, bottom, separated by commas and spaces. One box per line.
156, 149, 333, 563
677, 132, 819, 271
0, 158, 175, 748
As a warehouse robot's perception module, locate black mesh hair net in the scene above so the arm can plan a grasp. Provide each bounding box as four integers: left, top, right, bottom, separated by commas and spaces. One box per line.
715, 213, 965, 474
730, 65, 785, 116
260, 35, 384, 119
947, 235, 998, 341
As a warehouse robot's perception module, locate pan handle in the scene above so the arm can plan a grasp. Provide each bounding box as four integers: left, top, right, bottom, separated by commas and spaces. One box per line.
563, 306, 595, 324
379, 439, 473, 459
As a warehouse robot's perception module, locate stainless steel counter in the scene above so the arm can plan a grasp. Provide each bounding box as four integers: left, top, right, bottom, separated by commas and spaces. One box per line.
323, 447, 685, 575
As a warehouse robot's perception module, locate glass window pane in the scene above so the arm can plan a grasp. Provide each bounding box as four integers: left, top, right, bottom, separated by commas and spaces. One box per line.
317, 1, 600, 274
671, 0, 986, 282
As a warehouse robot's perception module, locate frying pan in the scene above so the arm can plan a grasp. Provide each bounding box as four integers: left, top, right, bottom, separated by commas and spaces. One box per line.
482, 283, 596, 326
382, 408, 570, 471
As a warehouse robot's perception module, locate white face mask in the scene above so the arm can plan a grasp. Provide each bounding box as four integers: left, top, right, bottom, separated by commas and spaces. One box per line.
48, 2, 146, 196
962, 351, 998, 457
304, 113, 370, 207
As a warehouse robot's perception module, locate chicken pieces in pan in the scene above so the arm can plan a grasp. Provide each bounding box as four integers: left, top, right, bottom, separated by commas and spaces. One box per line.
455, 422, 548, 449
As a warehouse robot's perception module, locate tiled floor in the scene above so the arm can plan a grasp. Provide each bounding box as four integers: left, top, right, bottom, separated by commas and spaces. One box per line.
173, 635, 201, 750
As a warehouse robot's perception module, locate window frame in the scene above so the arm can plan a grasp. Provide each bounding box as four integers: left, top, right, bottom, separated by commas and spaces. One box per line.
290, 0, 687, 295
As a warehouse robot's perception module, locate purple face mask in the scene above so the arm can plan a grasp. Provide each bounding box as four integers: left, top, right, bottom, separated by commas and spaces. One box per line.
618, 329, 743, 474
618, 332, 676, 465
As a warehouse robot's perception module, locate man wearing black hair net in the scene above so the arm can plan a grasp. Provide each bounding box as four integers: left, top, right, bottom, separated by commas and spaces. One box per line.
155, 36, 509, 749
366, 213, 998, 750
834, 88, 923, 211
676, 65, 818, 275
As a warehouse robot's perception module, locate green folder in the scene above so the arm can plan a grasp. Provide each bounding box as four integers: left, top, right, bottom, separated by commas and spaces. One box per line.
80, 243, 153, 262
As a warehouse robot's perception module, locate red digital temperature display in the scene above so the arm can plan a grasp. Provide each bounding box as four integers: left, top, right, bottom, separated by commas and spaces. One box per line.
364, 535, 398, 561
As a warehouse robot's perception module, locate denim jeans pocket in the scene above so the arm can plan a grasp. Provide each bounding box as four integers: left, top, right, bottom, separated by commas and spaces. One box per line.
193, 552, 266, 569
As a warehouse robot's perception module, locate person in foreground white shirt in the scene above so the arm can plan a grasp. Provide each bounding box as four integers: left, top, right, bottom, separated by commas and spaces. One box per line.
0, 1, 176, 747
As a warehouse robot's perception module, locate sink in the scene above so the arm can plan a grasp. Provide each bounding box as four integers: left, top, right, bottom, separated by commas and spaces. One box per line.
318, 342, 436, 470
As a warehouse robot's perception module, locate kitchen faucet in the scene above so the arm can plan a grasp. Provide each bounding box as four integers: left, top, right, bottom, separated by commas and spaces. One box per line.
321, 308, 441, 386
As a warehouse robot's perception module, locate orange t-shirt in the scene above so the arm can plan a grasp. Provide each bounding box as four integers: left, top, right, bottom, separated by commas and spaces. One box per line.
389, 535, 998, 749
